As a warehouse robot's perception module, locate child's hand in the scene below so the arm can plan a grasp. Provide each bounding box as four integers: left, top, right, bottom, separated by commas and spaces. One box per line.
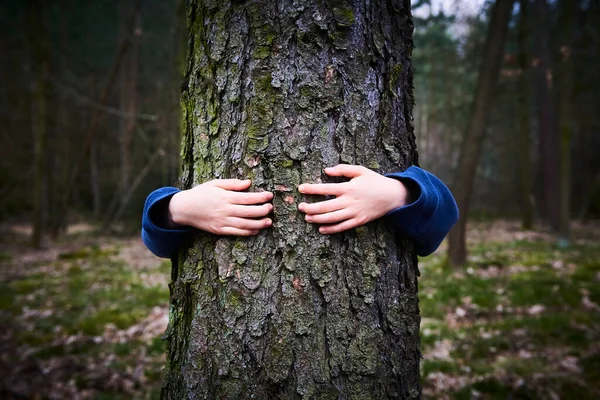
297, 165, 411, 234
168, 179, 273, 236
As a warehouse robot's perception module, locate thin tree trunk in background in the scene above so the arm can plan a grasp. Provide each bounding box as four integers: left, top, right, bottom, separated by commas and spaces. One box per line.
533, 0, 560, 232
102, 1, 142, 224
31, 65, 47, 248
28, 1, 48, 248
557, 0, 576, 241
448, 0, 514, 267
90, 138, 100, 217
110, 149, 164, 227
56, 93, 71, 233
119, 1, 141, 196
163, 0, 421, 398
577, 0, 600, 222
578, 172, 600, 222
424, 50, 435, 168
517, 0, 533, 230
444, 59, 456, 180
49, 2, 71, 237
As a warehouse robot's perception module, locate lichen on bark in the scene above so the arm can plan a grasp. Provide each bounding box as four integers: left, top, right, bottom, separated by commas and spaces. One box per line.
163, 0, 420, 399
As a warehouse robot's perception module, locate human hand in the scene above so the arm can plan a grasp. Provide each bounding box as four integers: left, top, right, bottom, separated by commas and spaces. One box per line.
168, 179, 273, 236
297, 165, 410, 234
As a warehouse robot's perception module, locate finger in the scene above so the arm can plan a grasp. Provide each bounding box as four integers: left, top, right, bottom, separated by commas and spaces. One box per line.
298, 198, 344, 215
324, 164, 367, 178
229, 190, 274, 205
227, 217, 272, 230
318, 219, 360, 235
230, 203, 272, 218
305, 209, 353, 224
219, 227, 260, 236
212, 179, 252, 191
298, 182, 346, 196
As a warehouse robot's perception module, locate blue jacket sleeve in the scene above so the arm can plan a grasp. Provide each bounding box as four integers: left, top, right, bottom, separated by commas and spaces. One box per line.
384, 166, 458, 257
141, 187, 194, 258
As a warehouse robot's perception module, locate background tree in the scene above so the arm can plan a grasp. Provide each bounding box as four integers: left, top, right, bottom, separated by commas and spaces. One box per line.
556, 0, 576, 242
516, 0, 533, 230
27, 0, 49, 249
533, 0, 561, 235
162, 0, 421, 398
447, 0, 514, 267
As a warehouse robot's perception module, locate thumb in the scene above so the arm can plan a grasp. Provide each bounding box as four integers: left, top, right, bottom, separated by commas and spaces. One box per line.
212, 179, 252, 191
324, 164, 367, 178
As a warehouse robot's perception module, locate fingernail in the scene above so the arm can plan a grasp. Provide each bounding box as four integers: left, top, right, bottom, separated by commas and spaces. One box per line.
298, 185, 305, 193
265, 219, 272, 226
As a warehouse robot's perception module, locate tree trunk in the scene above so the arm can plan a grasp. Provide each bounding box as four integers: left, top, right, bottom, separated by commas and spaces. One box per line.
533, 0, 560, 232
163, 1, 421, 398
557, 0, 576, 241
447, 0, 514, 267
90, 136, 101, 217
118, 1, 141, 196
49, 3, 71, 238
28, 0, 48, 249
517, 0, 533, 230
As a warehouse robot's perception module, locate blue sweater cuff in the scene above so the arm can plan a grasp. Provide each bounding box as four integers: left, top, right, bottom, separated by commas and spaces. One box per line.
141, 187, 194, 258
385, 166, 458, 256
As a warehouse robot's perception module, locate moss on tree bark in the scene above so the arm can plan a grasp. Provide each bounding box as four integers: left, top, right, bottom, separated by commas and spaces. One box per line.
163, 1, 420, 398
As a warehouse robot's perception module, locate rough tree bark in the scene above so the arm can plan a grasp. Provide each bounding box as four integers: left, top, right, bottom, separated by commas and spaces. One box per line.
162, 0, 421, 398
447, 0, 514, 267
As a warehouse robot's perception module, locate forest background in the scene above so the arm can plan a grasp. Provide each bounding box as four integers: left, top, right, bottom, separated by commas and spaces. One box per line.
1, 0, 599, 398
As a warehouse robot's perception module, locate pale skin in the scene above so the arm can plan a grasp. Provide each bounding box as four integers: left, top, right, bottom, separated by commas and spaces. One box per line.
167, 164, 414, 235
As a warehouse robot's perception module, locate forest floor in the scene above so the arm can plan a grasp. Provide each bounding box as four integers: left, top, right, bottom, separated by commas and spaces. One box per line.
0, 220, 599, 399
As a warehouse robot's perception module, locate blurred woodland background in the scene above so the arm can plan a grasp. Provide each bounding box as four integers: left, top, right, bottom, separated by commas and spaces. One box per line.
1, 0, 599, 399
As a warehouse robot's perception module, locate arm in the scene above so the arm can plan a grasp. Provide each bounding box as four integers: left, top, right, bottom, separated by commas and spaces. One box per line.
142, 187, 193, 258
384, 166, 458, 256
297, 165, 458, 256
142, 180, 274, 258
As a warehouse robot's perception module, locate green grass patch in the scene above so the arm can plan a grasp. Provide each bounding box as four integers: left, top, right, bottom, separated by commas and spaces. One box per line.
0, 282, 16, 311
0, 251, 12, 263
58, 244, 119, 260
420, 236, 600, 398
148, 336, 166, 356
1, 235, 171, 399
422, 359, 459, 376
7, 261, 168, 337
